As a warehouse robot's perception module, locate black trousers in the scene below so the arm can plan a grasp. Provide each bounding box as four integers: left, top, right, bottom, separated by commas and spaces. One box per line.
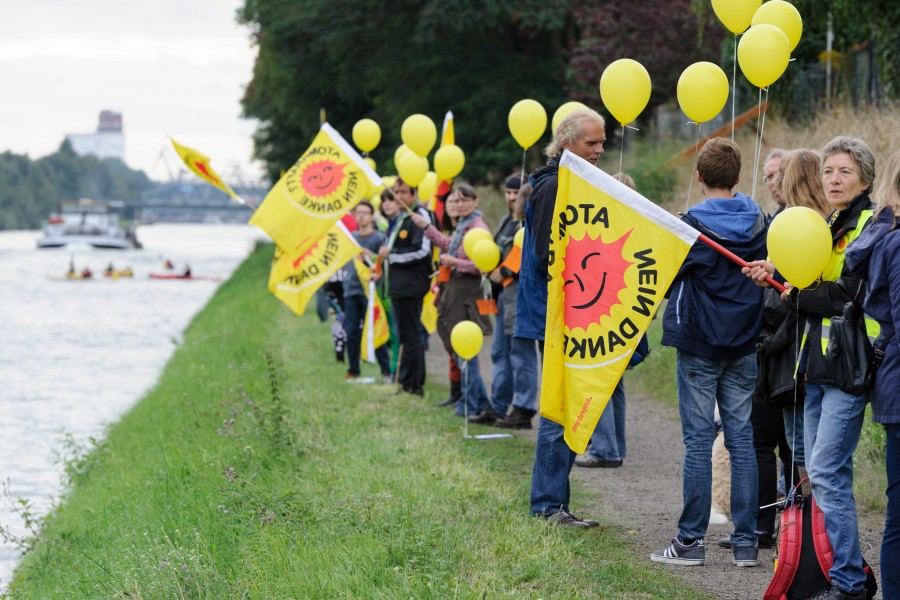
751, 402, 799, 535
391, 296, 426, 393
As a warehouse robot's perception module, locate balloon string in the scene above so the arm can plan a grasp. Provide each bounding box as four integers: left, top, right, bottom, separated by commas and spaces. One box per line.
619, 125, 625, 173
520, 149, 527, 189
751, 87, 765, 202
684, 122, 703, 212
731, 34, 738, 141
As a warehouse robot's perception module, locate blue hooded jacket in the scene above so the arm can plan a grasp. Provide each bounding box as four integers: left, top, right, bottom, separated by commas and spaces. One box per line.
661, 193, 768, 360
845, 208, 900, 423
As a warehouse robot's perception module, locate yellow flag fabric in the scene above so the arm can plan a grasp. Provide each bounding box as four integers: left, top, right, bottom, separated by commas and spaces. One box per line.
169, 137, 242, 203
420, 288, 438, 334
268, 221, 361, 316
250, 123, 381, 260
542, 151, 700, 454
353, 259, 390, 361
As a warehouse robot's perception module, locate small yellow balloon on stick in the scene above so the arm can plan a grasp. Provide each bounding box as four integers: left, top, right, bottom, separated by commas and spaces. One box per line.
751, 0, 803, 52
397, 152, 428, 187
401, 114, 438, 157
767, 207, 831, 289
677, 62, 730, 123
551, 101, 588, 133
462, 228, 493, 258
738, 24, 791, 89
599, 59, 651, 127
450, 320, 484, 360
508, 99, 547, 149
393, 145, 412, 171
711, 0, 761, 34
434, 144, 465, 181
352, 118, 381, 153
471, 240, 501, 272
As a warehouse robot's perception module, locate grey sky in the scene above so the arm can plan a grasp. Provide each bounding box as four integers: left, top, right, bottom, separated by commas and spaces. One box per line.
0, 0, 262, 183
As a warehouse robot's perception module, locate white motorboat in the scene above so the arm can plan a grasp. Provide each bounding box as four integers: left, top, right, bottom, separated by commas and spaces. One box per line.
37, 199, 140, 249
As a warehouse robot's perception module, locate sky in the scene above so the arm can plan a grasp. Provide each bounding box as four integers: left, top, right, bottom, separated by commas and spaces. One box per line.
0, 0, 263, 183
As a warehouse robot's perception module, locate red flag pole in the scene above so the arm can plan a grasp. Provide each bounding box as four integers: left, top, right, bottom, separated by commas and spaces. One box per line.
696, 233, 786, 293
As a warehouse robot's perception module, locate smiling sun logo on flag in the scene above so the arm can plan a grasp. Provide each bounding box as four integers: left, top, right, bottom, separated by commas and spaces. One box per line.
562, 229, 633, 331
301, 160, 348, 197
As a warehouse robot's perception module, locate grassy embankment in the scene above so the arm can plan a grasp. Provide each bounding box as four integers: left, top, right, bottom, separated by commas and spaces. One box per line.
5, 244, 706, 599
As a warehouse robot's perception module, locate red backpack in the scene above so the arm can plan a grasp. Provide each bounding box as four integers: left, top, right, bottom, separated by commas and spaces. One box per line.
764, 478, 877, 600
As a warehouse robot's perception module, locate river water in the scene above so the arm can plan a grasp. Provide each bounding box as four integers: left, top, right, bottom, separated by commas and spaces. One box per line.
0, 224, 266, 586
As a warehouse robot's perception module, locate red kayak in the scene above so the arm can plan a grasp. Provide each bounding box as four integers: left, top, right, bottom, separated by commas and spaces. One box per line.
149, 273, 222, 281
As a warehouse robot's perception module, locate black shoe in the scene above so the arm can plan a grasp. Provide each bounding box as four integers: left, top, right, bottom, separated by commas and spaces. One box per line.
808, 584, 866, 600
435, 396, 459, 407
573, 456, 622, 468
468, 407, 498, 424
543, 510, 599, 528
494, 407, 535, 429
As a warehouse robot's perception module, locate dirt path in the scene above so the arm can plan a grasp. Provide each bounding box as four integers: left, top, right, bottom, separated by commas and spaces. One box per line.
425, 341, 885, 599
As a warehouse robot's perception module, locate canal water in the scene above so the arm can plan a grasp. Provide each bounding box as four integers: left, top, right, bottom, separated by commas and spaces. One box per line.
0, 224, 266, 586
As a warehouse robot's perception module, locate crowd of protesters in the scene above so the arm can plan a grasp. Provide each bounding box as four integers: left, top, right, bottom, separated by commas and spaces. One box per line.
323, 108, 898, 600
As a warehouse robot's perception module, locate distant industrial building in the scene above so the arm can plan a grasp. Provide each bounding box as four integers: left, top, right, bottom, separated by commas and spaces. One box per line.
66, 110, 125, 161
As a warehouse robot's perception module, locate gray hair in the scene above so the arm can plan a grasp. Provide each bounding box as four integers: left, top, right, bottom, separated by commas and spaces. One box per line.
545, 108, 605, 158
821, 136, 876, 193
764, 148, 787, 164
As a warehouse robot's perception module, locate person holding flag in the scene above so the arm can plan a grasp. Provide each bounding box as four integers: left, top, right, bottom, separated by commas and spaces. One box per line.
517, 108, 607, 527
650, 138, 767, 568
341, 200, 391, 383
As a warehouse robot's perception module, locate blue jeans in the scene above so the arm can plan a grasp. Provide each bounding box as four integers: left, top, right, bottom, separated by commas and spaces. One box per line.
585, 379, 626, 461
490, 299, 538, 415
675, 351, 758, 546
530, 416, 577, 515
343, 294, 390, 377
884, 423, 900, 600
804, 384, 868, 594
455, 353, 488, 417
783, 402, 805, 468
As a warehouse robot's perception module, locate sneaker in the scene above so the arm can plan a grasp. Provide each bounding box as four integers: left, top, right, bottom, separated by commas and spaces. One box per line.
732, 544, 759, 567
718, 532, 774, 550
493, 407, 535, 429
650, 538, 705, 566
544, 510, 599, 528
808, 584, 867, 600
574, 455, 623, 468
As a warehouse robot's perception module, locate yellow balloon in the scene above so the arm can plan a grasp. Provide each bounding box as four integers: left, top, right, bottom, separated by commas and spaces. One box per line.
397, 152, 428, 187
394, 145, 411, 171
471, 239, 501, 272
508, 99, 547, 149
401, 114, 437, 157
513, 227, 525, 248
370, 194, 382, 212
677, 61, 730, 123
599, 59, 652, 126
738, 24, 791, 88
417, 171, 438, 202
552, 101, 588, 133
352, 118, 381, 153
462, 228, 493, 258
450, 320, 484, 360
434, 144, 465, 181
363, 157, 376, 172
751, 0, 803, 52
767, 206, 832, 288
711, 0, 762, 34
382, 175, 397, 190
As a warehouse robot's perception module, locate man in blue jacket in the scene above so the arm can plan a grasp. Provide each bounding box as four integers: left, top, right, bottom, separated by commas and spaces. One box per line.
650, 138, 767, 567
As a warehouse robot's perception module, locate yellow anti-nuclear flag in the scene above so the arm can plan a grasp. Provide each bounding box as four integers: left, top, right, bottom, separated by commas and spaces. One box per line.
353, 259, 390, 362
269, 221, 361, 316
542, 151, 700, 454
169, 137, 244, 204
250, 123, 380, 260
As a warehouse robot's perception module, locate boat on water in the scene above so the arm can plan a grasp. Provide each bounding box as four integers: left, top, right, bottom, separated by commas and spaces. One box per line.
149, 273, 222, 282
37, 199, 141, 250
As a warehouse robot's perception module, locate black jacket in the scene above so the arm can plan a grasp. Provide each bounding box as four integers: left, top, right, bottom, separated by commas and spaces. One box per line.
386, 204, 434, 299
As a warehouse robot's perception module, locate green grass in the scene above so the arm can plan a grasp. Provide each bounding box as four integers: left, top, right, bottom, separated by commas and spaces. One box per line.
5, 244, 707, 599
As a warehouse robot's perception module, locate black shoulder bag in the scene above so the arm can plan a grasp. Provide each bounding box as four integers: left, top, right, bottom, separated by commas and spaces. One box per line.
825, 280, 886, 396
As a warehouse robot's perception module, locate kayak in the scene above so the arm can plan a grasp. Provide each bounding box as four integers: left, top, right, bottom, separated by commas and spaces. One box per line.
103, 270, 134, 278
149, 273, 222, 282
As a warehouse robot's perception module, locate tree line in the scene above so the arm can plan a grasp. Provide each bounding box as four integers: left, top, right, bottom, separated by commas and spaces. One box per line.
237, 0, 899, 184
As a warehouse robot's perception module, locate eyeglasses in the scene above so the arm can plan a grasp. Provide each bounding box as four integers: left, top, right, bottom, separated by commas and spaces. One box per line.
762, 174, 775, 183
456, 196, 477, 203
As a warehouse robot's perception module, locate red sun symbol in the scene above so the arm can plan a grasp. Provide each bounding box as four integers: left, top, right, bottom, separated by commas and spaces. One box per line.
301, 160, 347, 197
562, 229, 633, 331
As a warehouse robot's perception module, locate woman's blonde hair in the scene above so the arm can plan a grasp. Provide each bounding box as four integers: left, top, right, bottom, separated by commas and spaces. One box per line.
781, 149, 832, 217
874, 149, 900, 228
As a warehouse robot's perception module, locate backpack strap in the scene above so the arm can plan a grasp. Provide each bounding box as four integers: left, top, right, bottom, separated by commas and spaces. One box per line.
810, 492, 834, 581
764, 495, 804, 600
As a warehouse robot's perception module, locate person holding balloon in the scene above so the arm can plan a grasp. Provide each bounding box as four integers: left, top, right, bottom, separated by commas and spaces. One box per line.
432, 190, 466, 409
518, 107, 606, 528
410, 183, 492, 418
378, 178, 434, 397
487, 176, 539, 430
844, 149, 900, 600
748, 136, 878, 600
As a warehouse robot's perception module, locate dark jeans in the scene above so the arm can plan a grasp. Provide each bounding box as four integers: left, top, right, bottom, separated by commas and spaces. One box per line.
883, 423, 900, 600
344, 294, 390, 377
392, 296, 426, 392
750, 402, 797, 536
